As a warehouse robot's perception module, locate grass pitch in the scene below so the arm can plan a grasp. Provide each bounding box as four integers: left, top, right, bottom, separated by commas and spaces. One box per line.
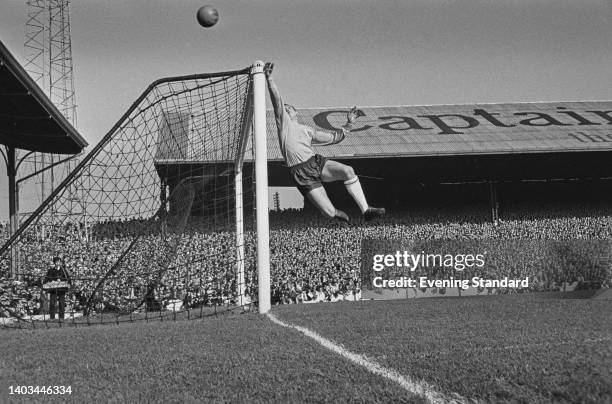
1, 313, 416, 403
1, 292, 610, 403
275, 292, 612, 403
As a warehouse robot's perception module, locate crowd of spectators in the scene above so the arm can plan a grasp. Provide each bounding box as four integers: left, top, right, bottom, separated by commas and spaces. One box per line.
1, 200, 612, 318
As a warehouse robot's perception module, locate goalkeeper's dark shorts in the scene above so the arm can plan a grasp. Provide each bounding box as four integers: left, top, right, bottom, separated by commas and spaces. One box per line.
289, 154, 328, 196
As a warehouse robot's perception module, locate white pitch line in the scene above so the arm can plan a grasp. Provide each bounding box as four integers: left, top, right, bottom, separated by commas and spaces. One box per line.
267, 313, 468, 404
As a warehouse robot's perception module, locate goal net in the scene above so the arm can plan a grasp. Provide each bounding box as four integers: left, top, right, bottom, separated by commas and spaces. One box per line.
0, 63, 270, 327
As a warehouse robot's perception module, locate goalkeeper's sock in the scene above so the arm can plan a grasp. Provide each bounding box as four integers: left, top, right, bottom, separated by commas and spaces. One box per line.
344, 177, 368, 214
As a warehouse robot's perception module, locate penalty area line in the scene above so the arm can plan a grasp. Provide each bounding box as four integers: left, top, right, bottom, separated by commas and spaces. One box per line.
266, 313, 467, 404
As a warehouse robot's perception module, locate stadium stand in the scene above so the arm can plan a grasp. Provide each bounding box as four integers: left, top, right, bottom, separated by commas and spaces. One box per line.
2, 199, 611, 319
2, 68, 612, 322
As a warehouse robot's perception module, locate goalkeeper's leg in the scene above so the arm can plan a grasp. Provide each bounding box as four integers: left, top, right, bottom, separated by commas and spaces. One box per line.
307, 187, 349, 222
321, 160, 385, 221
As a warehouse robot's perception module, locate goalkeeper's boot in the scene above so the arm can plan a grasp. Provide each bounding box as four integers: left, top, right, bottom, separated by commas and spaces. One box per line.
364, 207, 385, 222
334, 209, 350, 223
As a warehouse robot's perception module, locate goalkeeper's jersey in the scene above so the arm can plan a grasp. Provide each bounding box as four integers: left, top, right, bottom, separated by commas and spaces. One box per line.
276, 108, 316, 167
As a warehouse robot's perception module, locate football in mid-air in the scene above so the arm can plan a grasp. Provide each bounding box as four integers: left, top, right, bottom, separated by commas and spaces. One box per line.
197, 5, 219, 28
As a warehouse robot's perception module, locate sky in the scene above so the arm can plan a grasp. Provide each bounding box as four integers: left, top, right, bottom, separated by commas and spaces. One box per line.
1, 0, 611, 219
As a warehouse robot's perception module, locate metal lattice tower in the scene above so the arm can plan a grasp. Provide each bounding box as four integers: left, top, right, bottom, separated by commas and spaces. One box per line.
23, 0, 78, 208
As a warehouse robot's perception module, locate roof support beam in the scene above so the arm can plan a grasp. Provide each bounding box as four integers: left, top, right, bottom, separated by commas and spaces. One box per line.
6, 146, 19, 279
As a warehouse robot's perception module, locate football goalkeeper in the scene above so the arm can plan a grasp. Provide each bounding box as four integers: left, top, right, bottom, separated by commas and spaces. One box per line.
264, 62, 385, 222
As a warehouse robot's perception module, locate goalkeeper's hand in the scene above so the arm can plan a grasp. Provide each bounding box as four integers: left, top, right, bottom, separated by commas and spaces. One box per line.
347, 106, 366, 124
264, 62, 274, 78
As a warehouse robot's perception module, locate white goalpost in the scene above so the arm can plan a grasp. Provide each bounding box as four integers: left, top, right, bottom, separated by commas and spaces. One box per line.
235, 61, 270, 313
253, 61, 271, 314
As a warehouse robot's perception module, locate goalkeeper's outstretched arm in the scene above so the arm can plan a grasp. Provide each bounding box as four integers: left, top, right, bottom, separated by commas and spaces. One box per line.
311, 127, 348, 146
311, 106, 365, 146
264, 62, 284, 127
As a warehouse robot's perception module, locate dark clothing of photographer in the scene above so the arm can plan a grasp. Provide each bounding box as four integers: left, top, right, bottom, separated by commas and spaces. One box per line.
44, 261, 71, 320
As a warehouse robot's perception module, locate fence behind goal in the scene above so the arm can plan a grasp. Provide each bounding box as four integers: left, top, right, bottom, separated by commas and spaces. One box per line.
0, 62, 270, 328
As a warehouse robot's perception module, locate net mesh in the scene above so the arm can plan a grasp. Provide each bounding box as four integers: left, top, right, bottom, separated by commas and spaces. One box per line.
0, 67, 257, 327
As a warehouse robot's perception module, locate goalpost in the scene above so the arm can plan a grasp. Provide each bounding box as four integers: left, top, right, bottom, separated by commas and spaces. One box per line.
236, 61, 270, 314
0, 61, 271, 325
252, 61, 271, 314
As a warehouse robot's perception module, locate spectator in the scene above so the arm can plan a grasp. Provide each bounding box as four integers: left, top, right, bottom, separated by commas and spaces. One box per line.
43, 256, 71, 320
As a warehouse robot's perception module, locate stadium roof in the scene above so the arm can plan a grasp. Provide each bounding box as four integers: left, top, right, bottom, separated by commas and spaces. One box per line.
264, 101, 612, 161
155, 100, 612, 164
0, 40, 87, 154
